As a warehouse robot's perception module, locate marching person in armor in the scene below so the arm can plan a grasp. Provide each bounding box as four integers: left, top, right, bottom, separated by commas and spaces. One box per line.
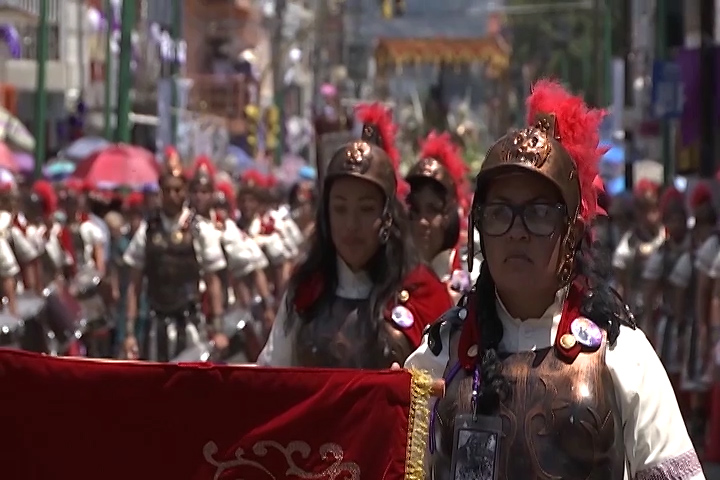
187, 157, 274, 331
406, 131, 476, 302
612, 179, 664, 330
59, 179, 107, 282
237, 170, 291, 294
258, 103, 452, 368
0, 175, 40, 293
406, 81, 702, 480
214, 180, 274, 323
670, 183, 718, 442
122, 154, 228, 361
26, 180, 68, 289
640, 186, 689, 358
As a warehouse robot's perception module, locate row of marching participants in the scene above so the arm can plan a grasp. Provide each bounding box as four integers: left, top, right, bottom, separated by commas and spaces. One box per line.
0, 154, 309, 362
608, 179, 720, 451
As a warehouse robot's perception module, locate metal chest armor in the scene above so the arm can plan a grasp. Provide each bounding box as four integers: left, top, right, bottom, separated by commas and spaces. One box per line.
433, 323, 625, 479
144, 213, 200, 313
293, 296, 413, 369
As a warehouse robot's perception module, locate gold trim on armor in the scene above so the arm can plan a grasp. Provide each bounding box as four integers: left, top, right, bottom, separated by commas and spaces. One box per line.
559, 333, 577, 350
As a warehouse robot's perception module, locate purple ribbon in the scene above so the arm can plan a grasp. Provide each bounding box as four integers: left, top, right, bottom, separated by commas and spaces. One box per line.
0, 24, 21, 59
429, 361, 463, 454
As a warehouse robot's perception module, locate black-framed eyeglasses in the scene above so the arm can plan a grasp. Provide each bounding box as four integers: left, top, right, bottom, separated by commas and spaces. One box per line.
475, 202, 567, 237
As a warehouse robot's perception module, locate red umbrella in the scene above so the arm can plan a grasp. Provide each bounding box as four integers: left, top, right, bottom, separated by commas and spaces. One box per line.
0, 142, 19, 173
71, 144, 159, 188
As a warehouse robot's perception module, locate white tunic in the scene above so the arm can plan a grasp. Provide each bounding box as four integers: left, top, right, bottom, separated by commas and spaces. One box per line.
123, 208, 227, 274
247, 215, 291, 266
219, 218, 269, 278
257, 258, 371, 366
405, 290, 704, 480
0, 211, 39, 264
27, 222, 69, 271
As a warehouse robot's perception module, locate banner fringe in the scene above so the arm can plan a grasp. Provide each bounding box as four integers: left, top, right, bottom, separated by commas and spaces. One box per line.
405, 369, 433, 480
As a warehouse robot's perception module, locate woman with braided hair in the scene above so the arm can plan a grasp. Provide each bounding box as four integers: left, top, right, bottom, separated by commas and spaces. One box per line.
405, 81, 703, 480
258, 103, 451, 368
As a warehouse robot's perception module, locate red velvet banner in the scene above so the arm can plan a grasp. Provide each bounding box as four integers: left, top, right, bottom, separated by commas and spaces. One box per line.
0, 350, 431, 480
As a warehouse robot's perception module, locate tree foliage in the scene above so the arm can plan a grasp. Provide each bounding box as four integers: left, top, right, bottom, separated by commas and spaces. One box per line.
505, 0, 625, 106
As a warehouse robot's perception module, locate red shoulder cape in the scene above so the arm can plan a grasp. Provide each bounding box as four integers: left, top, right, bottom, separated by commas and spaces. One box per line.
383, 264, 453, 348
295, 265, 452, 348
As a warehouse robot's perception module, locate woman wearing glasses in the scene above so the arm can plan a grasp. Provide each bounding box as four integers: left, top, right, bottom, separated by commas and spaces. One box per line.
405, 81, 703, 480
258, 103, 452, 368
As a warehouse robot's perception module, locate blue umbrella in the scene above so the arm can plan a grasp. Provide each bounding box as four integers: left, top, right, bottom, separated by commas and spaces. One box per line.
60, 136, 111, 162
227, 145, 256, 174
43, 159, 76, 180
600, 141, 625, 164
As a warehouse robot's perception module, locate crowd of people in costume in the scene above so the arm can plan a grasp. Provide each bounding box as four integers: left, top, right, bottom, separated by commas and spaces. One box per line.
0, 80, 712, 479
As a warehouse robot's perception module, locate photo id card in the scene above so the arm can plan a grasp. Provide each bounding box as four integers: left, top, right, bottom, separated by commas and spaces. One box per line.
450, 414, 503, 480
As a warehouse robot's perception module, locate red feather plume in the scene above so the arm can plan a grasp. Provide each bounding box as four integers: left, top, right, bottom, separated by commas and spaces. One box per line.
240, 169, 264, 187
659, 186, 685, 213
216, 181, 236, 211
124, 192, 144, 211
32, 180, 58, 215
690, 182, 713, 209
634, 178, 660, 197
191, 155, 217, 179
355, 102, 409, 197
419, 131, 470, 203
526, 80, 606, 222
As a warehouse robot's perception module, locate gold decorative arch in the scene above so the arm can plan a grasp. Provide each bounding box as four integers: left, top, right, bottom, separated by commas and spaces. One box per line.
375, 36, 510, 77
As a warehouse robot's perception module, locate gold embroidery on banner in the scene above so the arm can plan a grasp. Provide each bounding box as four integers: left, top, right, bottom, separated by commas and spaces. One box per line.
405, 369, 433, 480
203, 440, 361, 480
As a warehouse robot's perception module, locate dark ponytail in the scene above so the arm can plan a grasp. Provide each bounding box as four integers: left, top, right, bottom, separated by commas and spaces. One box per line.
474, 261, 512, 414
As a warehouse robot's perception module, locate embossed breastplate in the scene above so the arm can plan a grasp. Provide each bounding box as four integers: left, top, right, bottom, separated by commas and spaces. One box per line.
293, 296, 412, 369
144, 219, 200, 312
434, 340, 625, 480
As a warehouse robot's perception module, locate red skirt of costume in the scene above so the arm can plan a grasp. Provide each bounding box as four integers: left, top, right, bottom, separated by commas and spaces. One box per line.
0, 350, 432, 480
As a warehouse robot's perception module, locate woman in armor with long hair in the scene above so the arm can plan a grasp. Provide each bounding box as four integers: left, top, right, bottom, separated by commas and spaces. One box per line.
258, 103, 452, 368
406, 81, 702, 480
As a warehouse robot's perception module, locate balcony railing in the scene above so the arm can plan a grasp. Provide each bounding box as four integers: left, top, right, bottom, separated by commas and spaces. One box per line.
16, 24, 60, 61
187, 74, 250, 130
0, 0, 60, 22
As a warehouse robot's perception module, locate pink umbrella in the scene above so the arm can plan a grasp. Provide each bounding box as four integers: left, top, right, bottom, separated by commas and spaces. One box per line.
0, 142, 18, 173
12, 151, 33, 174
71, 144, 159, 188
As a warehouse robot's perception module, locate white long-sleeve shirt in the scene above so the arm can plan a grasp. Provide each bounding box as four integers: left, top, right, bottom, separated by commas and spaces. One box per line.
405, 289, 705, 480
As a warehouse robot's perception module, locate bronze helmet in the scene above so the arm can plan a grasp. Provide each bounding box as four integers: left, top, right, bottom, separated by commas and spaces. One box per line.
324, 103, 398, 199
406, 131, 465, 206
475, 112, 580, 218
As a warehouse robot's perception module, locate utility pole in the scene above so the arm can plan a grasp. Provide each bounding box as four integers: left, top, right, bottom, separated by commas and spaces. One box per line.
656, 0, 671, 185
33, 0, 48, 180
103, 0, 114, 140
603, 0, 612, 105
115, 0, 136, 143
699, 0, 716, 177
170, 0, 183, 146
271, 0, 288, 165
622, 0, 634, 189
